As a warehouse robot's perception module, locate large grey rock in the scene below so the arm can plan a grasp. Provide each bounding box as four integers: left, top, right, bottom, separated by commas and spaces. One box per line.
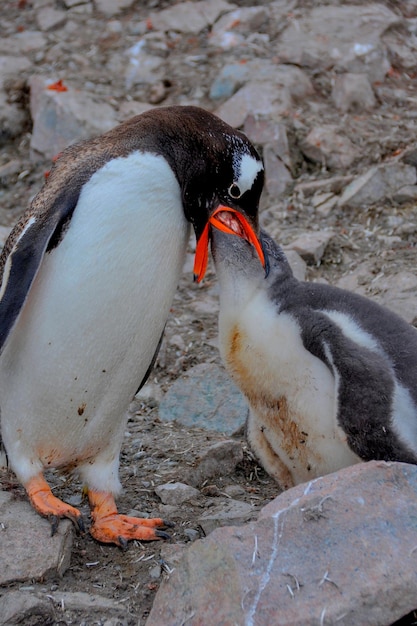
338, 163, 417, 208
301, 125, 359, 170
0, 489, 73, 584
276, 4, 400, 80
337, 266, 417, 325
150, 0, 235, 34
159, 362, 249, 435
146, 461, 417, 626
215, 66, 313, 128
29, 75, 118, 159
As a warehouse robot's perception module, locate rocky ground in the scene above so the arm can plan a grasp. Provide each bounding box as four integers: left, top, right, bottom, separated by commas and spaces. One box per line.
1, 0, 417, 624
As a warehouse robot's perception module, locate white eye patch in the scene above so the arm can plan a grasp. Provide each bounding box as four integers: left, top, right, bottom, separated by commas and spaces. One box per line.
234, 153, 263, 195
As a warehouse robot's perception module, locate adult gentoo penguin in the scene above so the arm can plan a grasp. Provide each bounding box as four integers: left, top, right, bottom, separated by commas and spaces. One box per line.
211, 223, 417, 489
0, 106, 264, 547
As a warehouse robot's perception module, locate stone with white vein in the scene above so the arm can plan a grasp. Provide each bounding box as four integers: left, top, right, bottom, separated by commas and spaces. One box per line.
146, 461, 417, 626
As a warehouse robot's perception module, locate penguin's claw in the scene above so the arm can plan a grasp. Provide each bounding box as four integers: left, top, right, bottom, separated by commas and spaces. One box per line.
25, 474, 84, 533
88, 490, 172, 548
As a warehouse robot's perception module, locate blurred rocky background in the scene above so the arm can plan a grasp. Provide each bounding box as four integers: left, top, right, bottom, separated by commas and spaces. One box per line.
1, 1, 417, 625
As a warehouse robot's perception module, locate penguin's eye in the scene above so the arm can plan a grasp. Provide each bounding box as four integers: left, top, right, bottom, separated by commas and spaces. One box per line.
228, 183, 242, 199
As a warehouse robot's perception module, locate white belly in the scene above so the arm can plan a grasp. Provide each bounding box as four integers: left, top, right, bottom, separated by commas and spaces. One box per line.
218, 289, 360, 487
0, 151, 190, 491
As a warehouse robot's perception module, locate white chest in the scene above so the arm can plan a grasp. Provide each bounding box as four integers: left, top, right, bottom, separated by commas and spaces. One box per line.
0, 151, 190, 476
218, 288, 360, 486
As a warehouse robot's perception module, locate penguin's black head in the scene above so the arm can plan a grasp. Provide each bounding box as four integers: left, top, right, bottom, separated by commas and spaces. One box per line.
146, 106, 264, 282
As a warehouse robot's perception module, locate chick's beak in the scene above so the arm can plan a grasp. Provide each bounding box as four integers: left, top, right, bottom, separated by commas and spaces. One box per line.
193, 205, 266, 283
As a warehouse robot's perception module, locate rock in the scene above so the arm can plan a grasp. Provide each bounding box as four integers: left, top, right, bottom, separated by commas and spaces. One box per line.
134, 381, 163, 405
311, 191, 339, 217
1, 589, 130, 624
122, 41, 165, 89
0, 32, 47, 55
263, 144, 293, 198
64, 0, 91, 7
276, 4, 400, 81
331, 73, 376, 112
0, 92, 28, 145
251, 120, 295, 198
209, 7, 268, 49
243, 115, 292, 167
295, 175, 354, 198
158, 362, 249, 435
393, 184, 417, 203
284, 250, 307, 282
384, 30, 417, 71
301, 125, 359, 170
212, 60, 312, 114
29, 76, 118, 159
286, 230, 334, 265
338, 163, 417, 208
146, 461, 417, 626
0, 56, 31, 86
337, 267, 417, 325
209, 63, 248, 100
155, 482, 200, 505
0, 160, 21, 179
0, 225, 13, 246
198, 498, 254, 535
223, 484, 246, 497
0, 489, 73, 584
94, 0, 136, 17
185, 440, 244, 487
0, 591, 50, 626
184, 528, 200, 542
118, 100, 155, 120
215, 66, 313, 128
36, 7, 67, 31
150, 0, 235, 35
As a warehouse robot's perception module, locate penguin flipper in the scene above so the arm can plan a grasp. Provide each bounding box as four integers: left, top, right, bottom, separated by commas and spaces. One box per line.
135, 328, 165, 395
299, 309, 417, 463
0, 189, 79, 355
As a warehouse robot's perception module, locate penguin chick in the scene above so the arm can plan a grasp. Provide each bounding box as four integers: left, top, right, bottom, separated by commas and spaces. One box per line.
211, 226, 417, 489
0, 106, 264, 546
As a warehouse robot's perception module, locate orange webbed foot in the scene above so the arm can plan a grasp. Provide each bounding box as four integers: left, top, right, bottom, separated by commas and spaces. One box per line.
88, 490, 173, 549
25, 474, 85, 535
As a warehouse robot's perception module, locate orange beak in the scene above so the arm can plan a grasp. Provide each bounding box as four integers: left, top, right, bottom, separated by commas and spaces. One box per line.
193, 206, 265, 283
